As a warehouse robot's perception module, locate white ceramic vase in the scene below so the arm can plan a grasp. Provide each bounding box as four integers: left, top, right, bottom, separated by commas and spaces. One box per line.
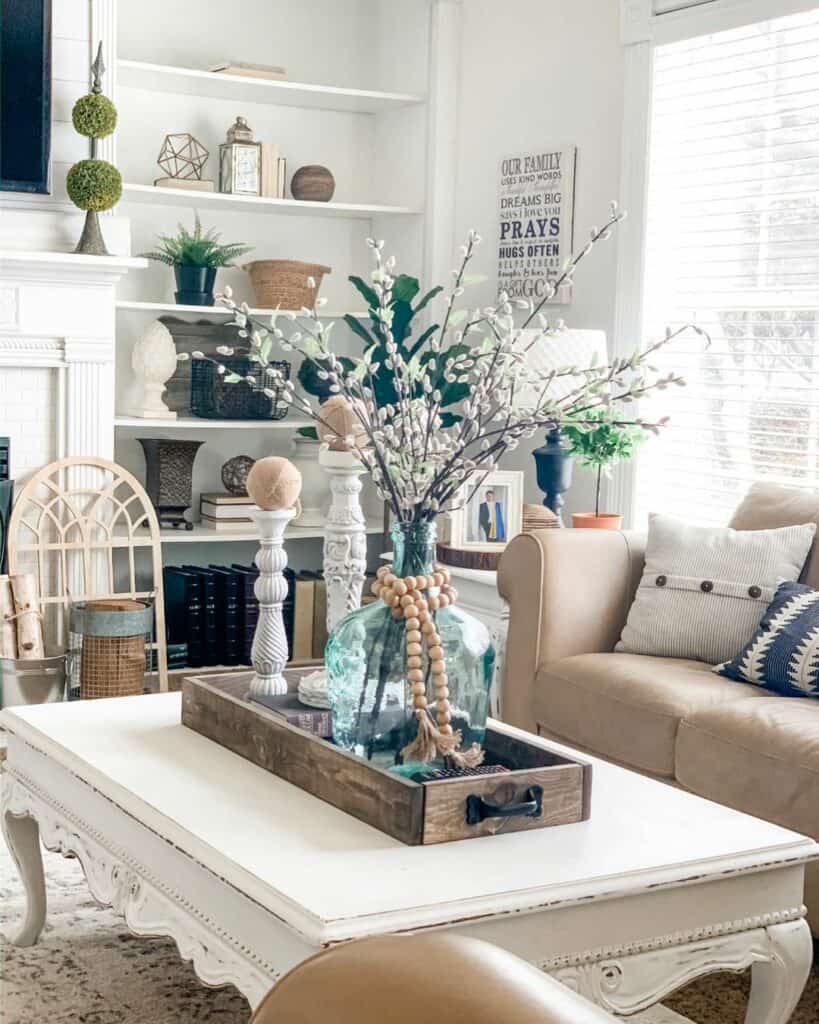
289, 434, 330, 528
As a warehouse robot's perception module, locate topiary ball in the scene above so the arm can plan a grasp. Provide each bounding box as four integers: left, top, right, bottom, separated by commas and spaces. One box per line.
72, 93, 117, 138
66, 159, 122, 212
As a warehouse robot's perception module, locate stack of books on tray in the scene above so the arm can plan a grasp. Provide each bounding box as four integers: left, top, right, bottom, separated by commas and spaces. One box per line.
200, 492, 254, 531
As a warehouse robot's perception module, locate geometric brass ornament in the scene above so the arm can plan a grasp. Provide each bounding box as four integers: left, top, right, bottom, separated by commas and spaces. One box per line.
157, 133, 209, 180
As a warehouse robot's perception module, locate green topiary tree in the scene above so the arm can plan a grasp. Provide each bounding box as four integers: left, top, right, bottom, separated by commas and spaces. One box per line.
67, 43, 122, 254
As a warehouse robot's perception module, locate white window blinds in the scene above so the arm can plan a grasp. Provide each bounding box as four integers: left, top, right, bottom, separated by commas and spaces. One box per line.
633, 6, 819, 526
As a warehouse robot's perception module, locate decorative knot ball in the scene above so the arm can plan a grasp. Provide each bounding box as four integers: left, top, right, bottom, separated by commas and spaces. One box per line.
246, 457, 302, 511
72, 93, 118, 138
221, 455, 255, 496
66, 159, 122, 212
317, 395, 368, 451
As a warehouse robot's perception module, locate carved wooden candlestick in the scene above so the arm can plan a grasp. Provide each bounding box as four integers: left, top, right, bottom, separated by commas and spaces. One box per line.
320, 449, 368, 630
245, 457, 302, 697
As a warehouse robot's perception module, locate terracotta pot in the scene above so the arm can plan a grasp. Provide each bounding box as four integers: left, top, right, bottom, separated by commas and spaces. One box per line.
571, 512, 623, 530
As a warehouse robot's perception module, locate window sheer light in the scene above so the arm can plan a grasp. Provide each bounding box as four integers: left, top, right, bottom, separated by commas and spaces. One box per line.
634, 7, 819, 526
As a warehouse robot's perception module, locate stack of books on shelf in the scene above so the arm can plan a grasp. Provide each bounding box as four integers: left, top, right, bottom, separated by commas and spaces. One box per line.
200, 492, 254, 531
164, 566, 379, 672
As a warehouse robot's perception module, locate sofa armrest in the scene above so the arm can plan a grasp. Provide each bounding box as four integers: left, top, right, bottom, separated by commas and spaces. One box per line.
496, 529, 646, 731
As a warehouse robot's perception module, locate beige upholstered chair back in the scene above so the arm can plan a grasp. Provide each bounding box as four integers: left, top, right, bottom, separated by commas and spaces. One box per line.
251, 934, 619, 1024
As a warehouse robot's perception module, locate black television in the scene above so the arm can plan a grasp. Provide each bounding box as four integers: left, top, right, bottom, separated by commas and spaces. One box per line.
0, 0, 52, 194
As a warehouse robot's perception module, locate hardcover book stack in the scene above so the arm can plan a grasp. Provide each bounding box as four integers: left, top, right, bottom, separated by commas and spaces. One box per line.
199, 492, 254, 531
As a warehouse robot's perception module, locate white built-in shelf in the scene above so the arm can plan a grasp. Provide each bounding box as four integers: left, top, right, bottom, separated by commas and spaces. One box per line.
114, 415, 312, 431
157, 520, 383, 544
117, 59, 426, 114
120, 183, 419, 219
116, 300, 367, 319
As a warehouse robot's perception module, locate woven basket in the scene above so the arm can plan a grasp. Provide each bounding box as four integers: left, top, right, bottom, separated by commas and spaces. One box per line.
243, 260, 331, 311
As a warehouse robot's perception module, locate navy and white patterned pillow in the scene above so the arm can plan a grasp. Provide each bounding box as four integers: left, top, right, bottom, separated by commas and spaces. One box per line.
715, 580, 819, 697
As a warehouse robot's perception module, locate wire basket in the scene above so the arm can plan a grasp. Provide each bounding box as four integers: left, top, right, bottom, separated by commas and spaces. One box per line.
191, 357, 290, 420
69, 599, 155, 700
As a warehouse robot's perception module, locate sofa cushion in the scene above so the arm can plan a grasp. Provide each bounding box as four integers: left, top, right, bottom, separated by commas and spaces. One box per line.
676, 697, 819, 845
533, 653, 765, 777
616, 514, 815, 665
730, 482, 819, 588
716, 580, 819, 697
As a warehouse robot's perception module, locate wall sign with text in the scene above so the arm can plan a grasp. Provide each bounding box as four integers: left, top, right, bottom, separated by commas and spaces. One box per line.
497, 146, 576, 305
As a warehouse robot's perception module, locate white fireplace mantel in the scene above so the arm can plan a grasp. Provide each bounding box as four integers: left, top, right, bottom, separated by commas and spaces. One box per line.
0, 251, 145, 481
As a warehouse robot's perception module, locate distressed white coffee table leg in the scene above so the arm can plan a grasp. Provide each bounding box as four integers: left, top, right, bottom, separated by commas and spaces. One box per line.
2, 806, 46, 946
744, 919, 813, 1024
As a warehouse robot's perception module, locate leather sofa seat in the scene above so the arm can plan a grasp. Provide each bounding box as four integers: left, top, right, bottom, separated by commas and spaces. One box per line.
676, 696, 819, 932
534, 653, 767, 778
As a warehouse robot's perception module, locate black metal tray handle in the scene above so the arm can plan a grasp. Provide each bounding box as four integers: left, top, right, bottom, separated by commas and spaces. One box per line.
465, 784, 543, 826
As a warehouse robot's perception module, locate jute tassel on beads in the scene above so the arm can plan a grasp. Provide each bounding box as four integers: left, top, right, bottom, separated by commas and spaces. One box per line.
371, 563, 484, 769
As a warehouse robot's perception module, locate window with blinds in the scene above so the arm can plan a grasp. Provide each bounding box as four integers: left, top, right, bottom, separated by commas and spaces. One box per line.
633, 6, 819, 526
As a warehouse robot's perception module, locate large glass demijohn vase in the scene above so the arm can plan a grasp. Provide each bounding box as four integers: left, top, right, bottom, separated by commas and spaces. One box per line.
326, 520, 495, 773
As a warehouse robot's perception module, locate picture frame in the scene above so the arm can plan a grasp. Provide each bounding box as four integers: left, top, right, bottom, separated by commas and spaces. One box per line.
449, 470, 524, 551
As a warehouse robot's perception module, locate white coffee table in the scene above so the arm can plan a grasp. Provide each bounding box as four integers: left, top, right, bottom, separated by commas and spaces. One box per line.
2, 694, 816, 1022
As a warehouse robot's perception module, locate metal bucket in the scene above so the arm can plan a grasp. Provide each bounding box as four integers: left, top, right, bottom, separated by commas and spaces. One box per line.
0, 653, 66, 708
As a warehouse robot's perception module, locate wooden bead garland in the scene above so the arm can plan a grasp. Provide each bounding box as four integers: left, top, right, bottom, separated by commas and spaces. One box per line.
371, 563, 483, 768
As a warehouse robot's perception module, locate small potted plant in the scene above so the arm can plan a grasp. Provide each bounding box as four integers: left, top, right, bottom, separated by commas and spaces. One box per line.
141, 213, 252, 306
563, 409, 646, 529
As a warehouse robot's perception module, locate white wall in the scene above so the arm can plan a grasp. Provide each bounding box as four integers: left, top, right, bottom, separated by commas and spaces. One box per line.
451, 0, 625, 516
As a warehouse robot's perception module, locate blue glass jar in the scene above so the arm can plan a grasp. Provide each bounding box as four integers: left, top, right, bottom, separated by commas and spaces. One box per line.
325, 520, 495, 773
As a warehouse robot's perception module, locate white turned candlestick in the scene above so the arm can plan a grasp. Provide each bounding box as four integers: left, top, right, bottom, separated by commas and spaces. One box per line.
249, 506, 296, 697
319, 449, 368, 633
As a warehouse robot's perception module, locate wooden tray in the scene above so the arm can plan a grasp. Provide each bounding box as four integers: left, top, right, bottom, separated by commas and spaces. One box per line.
181, 672, 592, 845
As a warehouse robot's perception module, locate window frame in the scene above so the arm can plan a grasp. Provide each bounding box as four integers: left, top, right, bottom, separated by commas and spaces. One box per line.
610, 0, 819, 525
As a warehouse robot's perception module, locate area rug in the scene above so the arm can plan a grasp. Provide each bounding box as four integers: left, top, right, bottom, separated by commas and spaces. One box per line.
1, 832, 818, 1023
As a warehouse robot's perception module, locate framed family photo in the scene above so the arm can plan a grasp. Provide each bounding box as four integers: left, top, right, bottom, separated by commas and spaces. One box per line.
450, 470, 524, 551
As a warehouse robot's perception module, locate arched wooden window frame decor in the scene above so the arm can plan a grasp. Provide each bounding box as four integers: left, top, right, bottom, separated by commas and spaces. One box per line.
7, 456, 168, 691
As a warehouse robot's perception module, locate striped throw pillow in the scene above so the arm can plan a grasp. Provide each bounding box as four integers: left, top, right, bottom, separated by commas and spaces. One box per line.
715, 581, 819, 697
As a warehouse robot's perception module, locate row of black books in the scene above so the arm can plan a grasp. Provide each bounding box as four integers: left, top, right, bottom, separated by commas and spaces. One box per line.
163, 566, 359, 670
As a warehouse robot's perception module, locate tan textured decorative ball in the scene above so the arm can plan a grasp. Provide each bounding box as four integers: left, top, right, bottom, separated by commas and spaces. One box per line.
317, 395, 369, 451
245, 457, 302, 511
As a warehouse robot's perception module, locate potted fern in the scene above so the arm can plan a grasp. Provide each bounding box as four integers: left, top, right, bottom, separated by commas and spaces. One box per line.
563, 409, 647, 529
141, 214, 252, 306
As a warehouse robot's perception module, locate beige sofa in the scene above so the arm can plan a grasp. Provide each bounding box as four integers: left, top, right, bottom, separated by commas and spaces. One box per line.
498, 483, 819, 935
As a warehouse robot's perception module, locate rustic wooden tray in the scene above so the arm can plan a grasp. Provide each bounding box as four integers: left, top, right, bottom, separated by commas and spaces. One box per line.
181, 672, 592, 845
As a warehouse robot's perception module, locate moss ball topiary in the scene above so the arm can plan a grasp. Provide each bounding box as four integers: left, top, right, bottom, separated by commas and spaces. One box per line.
72, 93, 117, 138
66, 159, 122, 212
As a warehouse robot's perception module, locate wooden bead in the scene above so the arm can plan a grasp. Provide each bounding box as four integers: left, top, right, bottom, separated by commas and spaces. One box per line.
403, 605, 419, 619
415, 597, 428, 611
436, 711, 452, 725
428, 644, 443, 660
417, 609, 430, 623
438, 723, 454, 736
407, 655, 423, 669
414, 695, 428, 709
439, 568, 450, 583
406, 642, 423, 657
394, 580, 408, 597
415, 575, 428, 590
376, 565, 391, 580
408, 669, 425, 684
399, 594, 414, 608
432, 572, 444, 587
406, 630, 422, 644
435, 673, 448, 689
436, 699, 451, 714
427, 632, 441, 647
371, 581, 382, 596
427, 595, 440, 611
434, 686, 449, 700
404, 576, 417, 591
438, 593, 450, 607
431, 661, 446, 676
405, 617, 420, 631
383, 573, 396, 587
410, 680, 426, 695
421, 620, 435, 635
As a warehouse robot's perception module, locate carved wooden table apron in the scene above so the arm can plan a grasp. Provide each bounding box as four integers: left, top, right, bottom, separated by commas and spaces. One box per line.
2, 694, 817, 1021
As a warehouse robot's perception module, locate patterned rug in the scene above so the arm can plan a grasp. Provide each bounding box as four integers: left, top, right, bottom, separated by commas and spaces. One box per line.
1, 832, 817, 1023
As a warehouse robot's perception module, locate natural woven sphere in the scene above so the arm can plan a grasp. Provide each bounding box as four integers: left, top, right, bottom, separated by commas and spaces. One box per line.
72, 93, 117, 138
221, 455, 255, 496
317, 395, 368, 451
66, 159, 122, 211
246, 456, 302, 511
